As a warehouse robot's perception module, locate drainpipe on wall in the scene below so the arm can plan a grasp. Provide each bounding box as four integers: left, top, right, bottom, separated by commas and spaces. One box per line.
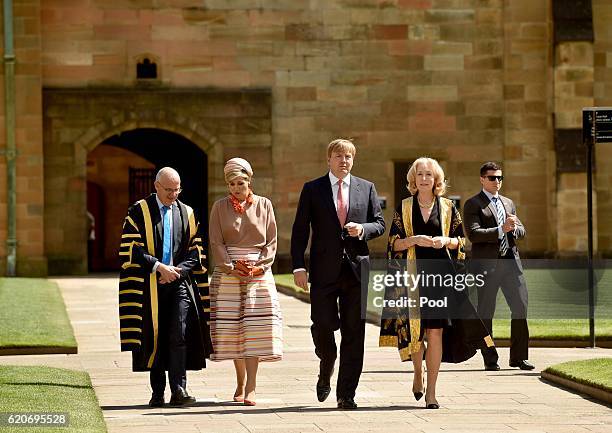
3, 0, 17, 276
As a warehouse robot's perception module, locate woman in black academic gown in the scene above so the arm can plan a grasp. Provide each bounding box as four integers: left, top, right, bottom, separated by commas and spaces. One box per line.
379, 157, 494, 409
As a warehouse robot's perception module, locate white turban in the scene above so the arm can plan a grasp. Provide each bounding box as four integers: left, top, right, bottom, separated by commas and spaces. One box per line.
224, 158, 253, 183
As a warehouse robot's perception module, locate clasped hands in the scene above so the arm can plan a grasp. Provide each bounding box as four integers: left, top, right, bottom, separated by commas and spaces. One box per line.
230, 259, 264, 280
157, 263, 183, 284
396, 235, 450, 251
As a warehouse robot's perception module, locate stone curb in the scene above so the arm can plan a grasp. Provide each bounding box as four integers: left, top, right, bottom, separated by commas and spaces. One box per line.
494, 339, 612, 348
275, 283, 612, 348
0, 346, 78, 356
541, 370, 612, 405
275, 282, 311, 304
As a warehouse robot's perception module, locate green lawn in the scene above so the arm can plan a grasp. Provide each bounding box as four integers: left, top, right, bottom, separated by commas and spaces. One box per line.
0, 365, 106, 433
544, 358, 612, 392
0, 278, 77, 350
487, 267, 612, 340
274, 273, 306, 293
492, 319, 612, 340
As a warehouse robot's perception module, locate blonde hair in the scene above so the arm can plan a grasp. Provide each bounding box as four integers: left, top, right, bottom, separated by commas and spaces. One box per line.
327, 138, 356, 159
406, 157, 447, 196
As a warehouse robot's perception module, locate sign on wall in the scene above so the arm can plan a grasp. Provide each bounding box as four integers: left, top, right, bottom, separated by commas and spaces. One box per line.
583, 107, 612, 144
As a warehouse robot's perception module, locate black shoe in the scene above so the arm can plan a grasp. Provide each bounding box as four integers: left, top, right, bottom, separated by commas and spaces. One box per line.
484, 363, 500, 371
169, 387, 196, 407
337, 397, 357, 410
316, 359, 335, 402
316, 376, 332, 402
413, 365, 425, 401
148, 393, 165, 408
509, 360, 535, 370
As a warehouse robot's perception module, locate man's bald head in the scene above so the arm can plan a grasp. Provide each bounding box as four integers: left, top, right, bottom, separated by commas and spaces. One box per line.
154, 167, 182, 206
155, 167, 180, 183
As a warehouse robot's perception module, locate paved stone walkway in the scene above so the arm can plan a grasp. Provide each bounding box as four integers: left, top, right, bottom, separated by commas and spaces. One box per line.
1, 275, 611, 432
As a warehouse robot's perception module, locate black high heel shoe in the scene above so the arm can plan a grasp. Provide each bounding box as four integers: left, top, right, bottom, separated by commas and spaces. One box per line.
412, 366, 425, 401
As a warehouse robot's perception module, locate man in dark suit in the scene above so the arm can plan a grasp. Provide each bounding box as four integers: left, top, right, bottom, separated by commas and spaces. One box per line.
463, 162, 534, 371
118, 167, 212, 407
291, 139, 386, 409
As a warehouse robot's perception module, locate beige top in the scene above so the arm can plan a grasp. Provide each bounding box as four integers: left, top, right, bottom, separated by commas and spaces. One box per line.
209, 194, 277, 273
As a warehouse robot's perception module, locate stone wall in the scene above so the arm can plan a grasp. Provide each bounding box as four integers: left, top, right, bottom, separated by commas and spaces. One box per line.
593, 0, 612, 255
3, 1, 612, 275
43, 89, 271, 274
0, 0, 47, 275
501, 0, 552, 253
554, 41, 594, 253
551, 0, 612, 256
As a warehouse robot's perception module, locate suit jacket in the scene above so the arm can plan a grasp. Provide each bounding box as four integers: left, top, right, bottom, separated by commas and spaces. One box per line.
291, 174, 386, 288
463, 191, 526, 273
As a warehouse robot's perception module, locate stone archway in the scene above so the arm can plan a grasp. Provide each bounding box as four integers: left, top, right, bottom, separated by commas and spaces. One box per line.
43, 88, 272, 274
86, 129, 209, 272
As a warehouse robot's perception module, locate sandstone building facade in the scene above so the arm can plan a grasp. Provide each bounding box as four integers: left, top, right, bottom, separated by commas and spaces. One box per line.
0, 0, 610, 275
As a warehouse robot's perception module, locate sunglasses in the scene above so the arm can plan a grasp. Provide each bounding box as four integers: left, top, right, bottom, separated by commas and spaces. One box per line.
484, 175, 503, 181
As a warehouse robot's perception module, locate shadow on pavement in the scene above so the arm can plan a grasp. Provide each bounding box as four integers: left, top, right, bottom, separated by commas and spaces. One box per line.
102, 403, 423, 413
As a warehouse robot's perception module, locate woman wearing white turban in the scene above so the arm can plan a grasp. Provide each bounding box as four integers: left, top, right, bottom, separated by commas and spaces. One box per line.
208, 158, 283, 406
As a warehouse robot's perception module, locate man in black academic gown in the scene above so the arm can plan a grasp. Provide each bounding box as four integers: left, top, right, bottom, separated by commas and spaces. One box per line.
118, 167, 213, 407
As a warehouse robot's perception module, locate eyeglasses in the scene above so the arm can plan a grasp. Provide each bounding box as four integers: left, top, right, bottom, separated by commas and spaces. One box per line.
484, 175, 503, 182
157, 182, 182, 194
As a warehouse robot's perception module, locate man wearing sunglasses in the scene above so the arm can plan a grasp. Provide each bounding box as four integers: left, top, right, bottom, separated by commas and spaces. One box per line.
463, 162, 534, 372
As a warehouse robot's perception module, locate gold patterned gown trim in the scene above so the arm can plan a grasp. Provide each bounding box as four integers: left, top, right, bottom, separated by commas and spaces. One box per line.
139, 200, 159, 369
401, 197, 422, 357
379, 335, 398, 347
379, 218, 402, 348
439, 197, 464, 262
439, 197, 451, 238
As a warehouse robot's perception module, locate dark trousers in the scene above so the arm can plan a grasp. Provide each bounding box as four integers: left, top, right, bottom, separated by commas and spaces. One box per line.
477, 257, 529, 364
310, 260, 365, 400
150, 282, 191, 396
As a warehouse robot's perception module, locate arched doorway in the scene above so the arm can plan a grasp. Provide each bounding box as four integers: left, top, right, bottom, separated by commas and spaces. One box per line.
43, 88, 271, 275
86, 128, 208, 272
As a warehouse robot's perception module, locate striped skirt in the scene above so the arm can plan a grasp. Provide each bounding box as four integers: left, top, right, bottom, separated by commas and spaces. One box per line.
209, 249, 283, 362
